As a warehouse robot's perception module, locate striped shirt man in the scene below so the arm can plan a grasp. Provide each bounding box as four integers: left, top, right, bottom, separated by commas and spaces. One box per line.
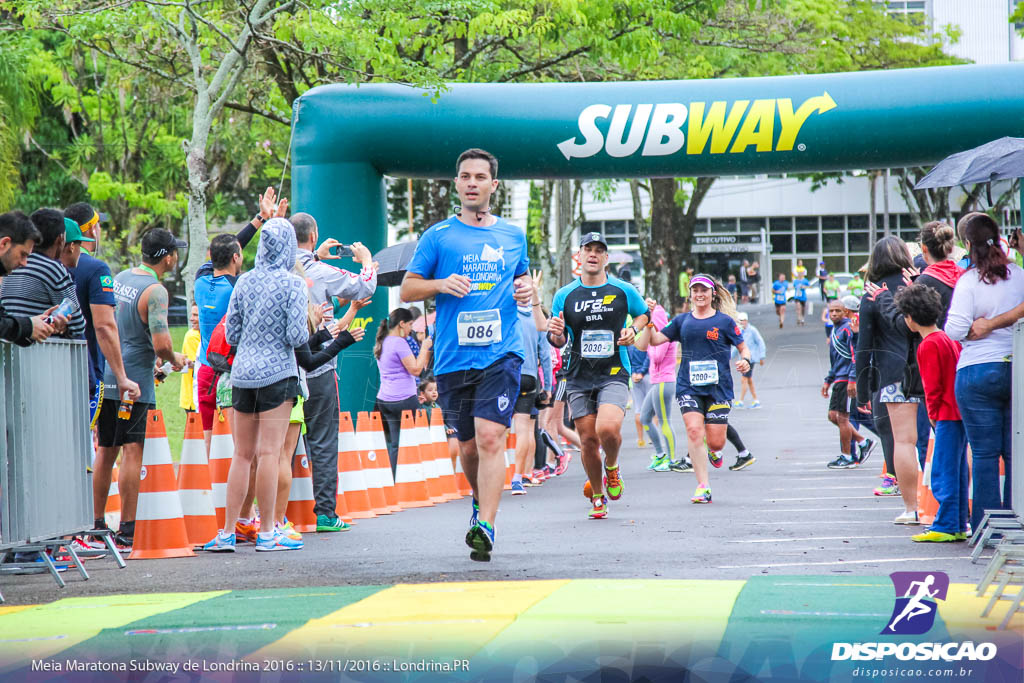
0, 252, 86, 339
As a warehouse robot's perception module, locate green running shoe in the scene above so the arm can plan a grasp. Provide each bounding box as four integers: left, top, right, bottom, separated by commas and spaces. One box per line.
316, 514, 351, 532
651, 454, 670, 472
604, 465, 624, 500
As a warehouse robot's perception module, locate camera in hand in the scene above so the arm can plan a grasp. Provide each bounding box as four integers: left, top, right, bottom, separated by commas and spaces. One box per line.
330, 244, 354, 258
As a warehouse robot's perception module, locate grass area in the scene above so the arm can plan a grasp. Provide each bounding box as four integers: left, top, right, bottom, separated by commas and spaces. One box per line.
153, 325, 190, 460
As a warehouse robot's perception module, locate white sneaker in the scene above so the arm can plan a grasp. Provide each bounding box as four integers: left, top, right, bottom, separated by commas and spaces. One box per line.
894, 510, 920, 525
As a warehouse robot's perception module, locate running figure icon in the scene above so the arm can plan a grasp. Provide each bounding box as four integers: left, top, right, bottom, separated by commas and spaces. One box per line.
887, 574, 939, 632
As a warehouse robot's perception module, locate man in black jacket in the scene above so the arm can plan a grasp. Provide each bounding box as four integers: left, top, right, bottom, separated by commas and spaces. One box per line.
0, 211, 59, 345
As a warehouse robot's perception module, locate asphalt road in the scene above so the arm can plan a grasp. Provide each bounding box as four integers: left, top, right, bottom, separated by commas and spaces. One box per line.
2, 303, 981, 604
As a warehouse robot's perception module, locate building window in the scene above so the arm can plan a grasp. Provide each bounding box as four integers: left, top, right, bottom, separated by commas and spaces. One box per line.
770, 233, 792, 254
603, 220, 629, 246
795, 216, 818, 232
848, 215, 869, 230
769, 217, 793, 234
848, 231, 869, 252
739, 218, 765, 232
822, 231, 845, 252
822, 215, 845, 232
796, 232, 819, 253
710, 218, 737, 233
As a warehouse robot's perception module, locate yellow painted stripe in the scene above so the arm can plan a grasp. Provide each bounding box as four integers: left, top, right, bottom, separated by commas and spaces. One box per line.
938, 582, 1024, 633
0, 591, 227, 671
249, 580, 568, 661
0, 606, 35, 617
483, 579, 744, 657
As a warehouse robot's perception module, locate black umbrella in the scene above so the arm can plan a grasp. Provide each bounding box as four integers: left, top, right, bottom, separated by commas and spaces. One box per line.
914, 137, 1024, 189
373, 240, 419, 287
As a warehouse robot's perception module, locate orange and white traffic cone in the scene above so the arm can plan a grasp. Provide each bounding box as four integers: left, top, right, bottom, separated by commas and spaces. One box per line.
416, 410, 446, 503
917, 437, 939, 526
338, 414, 376, 520
105, 465, 122, 530
129, 411, 195, 559
347, 412, 389, 515
504, 433, 516, 490
453, 455, 473, 497
177, 413, 218, 547
286, 436, 317, 532
429, 408, 460, 501
208, 409, 233, 529
367, 411, 401, 513
355, 412, 396, 514
395, 410, 432, 508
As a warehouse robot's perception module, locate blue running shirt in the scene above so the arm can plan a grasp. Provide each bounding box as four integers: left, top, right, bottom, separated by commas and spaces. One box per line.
793, 277, 810, 302
772, 279, 788, 305
406, 216, 529, 375
660, 311, 744, 402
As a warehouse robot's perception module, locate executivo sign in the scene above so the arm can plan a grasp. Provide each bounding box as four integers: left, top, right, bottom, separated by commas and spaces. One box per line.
557, 94, 836, 160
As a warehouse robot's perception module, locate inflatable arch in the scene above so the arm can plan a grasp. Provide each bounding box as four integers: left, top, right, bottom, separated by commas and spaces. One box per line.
291, 63, 1024, 411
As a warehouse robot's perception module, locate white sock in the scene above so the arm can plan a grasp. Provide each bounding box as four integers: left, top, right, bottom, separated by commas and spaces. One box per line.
258, 530, 274, 541
738, 449, 749, 458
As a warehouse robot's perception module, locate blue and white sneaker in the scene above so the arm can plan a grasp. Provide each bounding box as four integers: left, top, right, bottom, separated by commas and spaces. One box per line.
510, 481, 526, 495
470, 498, 479, 527
203, 531, 236, 553
255, 529, 303, 552
466, 520, 495, 562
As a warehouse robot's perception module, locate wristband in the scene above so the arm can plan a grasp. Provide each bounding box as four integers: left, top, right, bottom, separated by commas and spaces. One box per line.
630, 325, 639, 336
646, 322, 654, 328
253, 213, 267, 224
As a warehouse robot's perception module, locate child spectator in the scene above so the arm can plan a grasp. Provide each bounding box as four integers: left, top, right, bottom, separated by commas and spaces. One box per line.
180, 304, 201, 413
418, 375, 439, 410
895, 284, 968, 542
822, 300, 869, 469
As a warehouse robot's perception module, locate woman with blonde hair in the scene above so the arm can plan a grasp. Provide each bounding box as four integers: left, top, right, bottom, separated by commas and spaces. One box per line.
636, 274, 751, 504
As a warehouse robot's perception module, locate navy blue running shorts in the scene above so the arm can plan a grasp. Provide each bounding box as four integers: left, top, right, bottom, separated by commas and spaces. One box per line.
436, 353, 522, 441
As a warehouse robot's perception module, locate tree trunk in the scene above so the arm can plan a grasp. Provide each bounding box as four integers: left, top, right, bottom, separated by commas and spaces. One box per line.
182, 91, 214, 307
642, 177, 714, 311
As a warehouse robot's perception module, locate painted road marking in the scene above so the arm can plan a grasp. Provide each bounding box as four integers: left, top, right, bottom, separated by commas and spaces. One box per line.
730, 535, 908, 543
747, 507, 902, 513
247, 581, 569, 662
763, 496, 887, 501
718, 556, 972, 569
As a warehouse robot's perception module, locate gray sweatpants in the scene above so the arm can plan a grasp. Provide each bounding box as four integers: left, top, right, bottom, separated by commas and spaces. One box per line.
304, 371, 340, 518
640, 380, 677, 460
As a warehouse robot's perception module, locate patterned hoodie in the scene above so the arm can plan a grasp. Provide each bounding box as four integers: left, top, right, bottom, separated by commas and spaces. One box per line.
226, 218, 310, 389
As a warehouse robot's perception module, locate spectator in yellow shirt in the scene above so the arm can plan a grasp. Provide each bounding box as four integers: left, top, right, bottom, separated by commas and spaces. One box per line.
179, 304, 201, 412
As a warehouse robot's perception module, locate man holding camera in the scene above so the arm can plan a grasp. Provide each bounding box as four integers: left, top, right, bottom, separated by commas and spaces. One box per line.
292, 212, 377, 532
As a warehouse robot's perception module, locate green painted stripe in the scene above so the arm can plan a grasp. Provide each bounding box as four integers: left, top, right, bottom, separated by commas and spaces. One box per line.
0, 591, 226, 673
55, 586, 387, 665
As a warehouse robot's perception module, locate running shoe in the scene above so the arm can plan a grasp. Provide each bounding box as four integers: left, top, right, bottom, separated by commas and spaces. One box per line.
510, 480, 526, 495
203, 531, 236, 553
554, 451, 572, 476
542, 464, 557, 478
256, 528, 303, 551
856, 438, 875, 464
647, 454, 659, 470
669, 459, 693, 473
955, 528, 971, 541
873, 474, 900, 496
470, 498, 479, 527
732, 399, 744, 409
235, 518, 259, 543
894, 510, 920, 525
728, 454, 756, 471
691, 486, 712, 504
70, 537, 106, 554
588, 496, 608, 520
466, 520, 494, 562
280, 520, 303, 541
522, 474, 542, 487
604, 465, 624, 500
826, 454, 858, 469
112, 532, 133, 552
532, 468, 550, 482
708, 450, 723, 469
911, 530, 956, 542
651, 454, 670, 472
316, 514, 351, 532
751, 400, 762, 409
637, 437, 645, 447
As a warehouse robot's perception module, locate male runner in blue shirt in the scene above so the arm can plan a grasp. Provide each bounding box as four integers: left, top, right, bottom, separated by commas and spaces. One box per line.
401, 148, 533, 562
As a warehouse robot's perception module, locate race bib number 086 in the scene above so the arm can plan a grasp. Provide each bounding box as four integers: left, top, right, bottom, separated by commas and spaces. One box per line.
457, 309, 502, 346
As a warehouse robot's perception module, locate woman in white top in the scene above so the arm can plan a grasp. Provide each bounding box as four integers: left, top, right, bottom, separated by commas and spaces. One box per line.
944, 212, 1023, 533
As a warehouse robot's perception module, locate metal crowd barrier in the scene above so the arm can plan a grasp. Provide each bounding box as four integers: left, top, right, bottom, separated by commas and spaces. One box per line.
0, 339, 122, 600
